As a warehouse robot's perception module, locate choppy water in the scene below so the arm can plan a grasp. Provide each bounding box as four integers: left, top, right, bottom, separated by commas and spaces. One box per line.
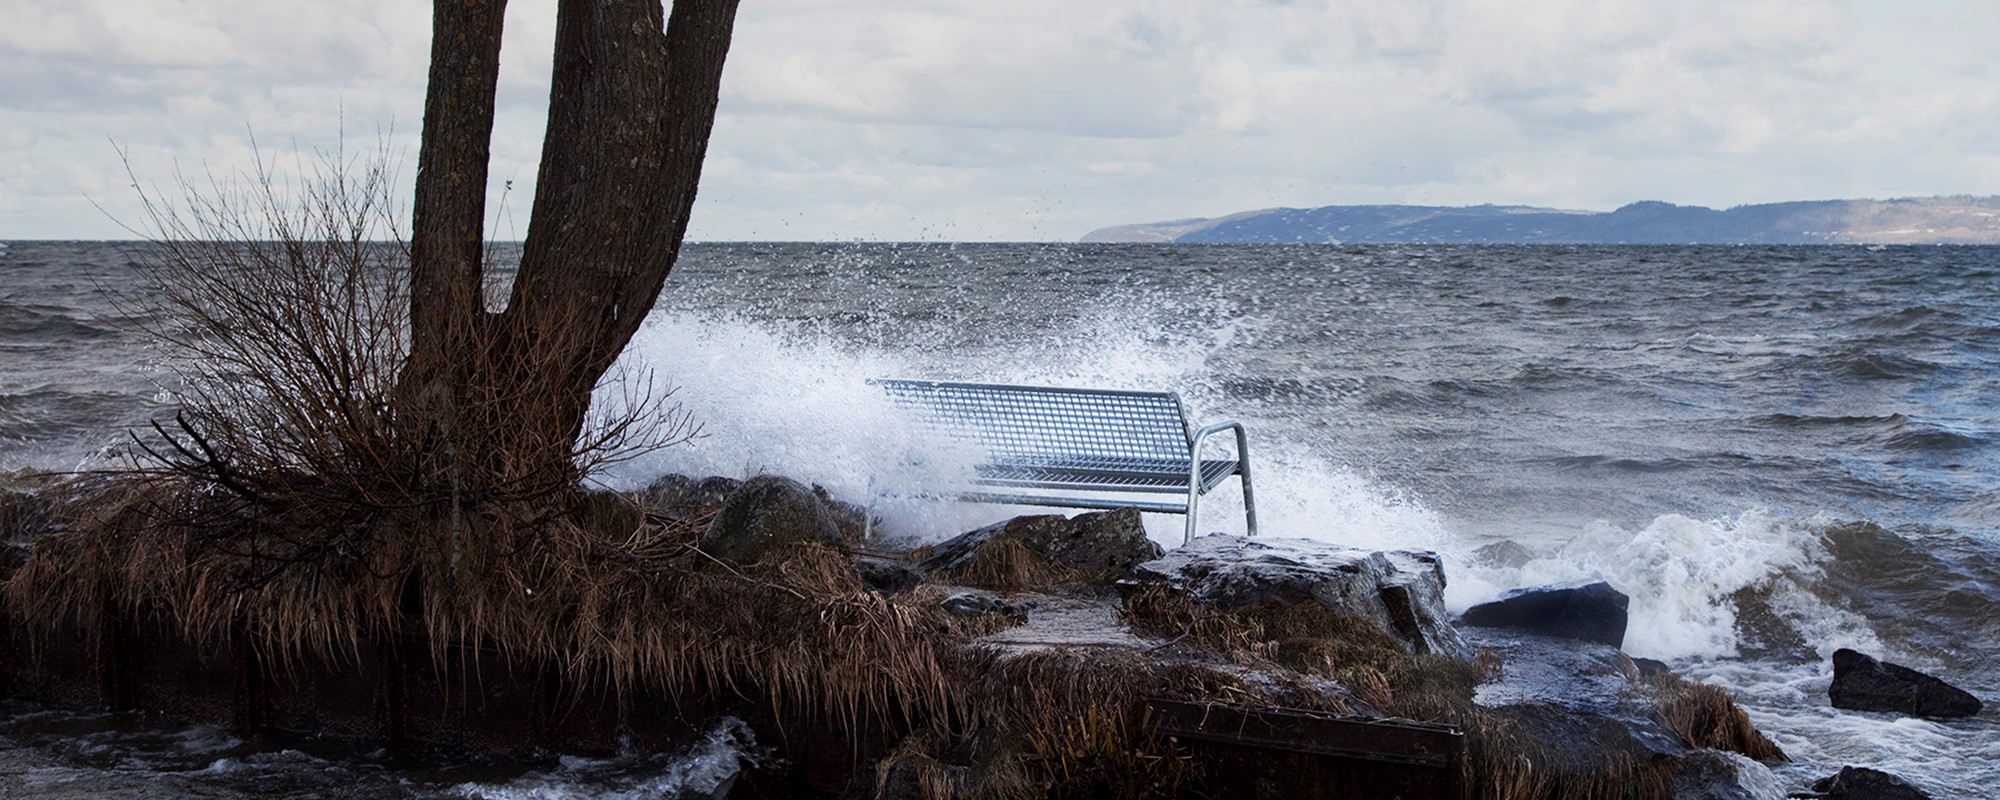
3, 240, 1997, 796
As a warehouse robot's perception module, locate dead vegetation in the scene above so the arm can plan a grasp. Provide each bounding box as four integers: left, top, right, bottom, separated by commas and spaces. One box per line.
1648, 673, 1788, 762
932, 536, 1080, 592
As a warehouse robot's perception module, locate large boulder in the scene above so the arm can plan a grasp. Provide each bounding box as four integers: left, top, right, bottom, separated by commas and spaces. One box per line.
641, 474, 742, 519
1120, 535, 1472, 659
919, 507, 1161, 587
698, 476, 845, 564
1827, 648, 1982, 719
1463, 627, 1786, 796
1459, 581, 1629, 648
1796, 766, 1932, 800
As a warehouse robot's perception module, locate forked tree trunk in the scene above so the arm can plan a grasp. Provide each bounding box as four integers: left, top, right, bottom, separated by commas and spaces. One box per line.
402, 0, 741, 521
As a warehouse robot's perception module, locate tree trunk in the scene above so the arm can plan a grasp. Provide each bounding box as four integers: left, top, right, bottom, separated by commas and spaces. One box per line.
402, 0, 741, 532
503, 0, 741, 450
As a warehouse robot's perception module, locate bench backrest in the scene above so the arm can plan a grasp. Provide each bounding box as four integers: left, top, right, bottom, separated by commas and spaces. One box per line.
875, 379, 1192, 463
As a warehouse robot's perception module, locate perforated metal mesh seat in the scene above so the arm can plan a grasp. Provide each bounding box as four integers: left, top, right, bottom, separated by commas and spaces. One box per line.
874, 379, 1257, 544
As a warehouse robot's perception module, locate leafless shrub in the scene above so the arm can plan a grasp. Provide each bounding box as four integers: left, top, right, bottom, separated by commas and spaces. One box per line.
102, 140, 697, 577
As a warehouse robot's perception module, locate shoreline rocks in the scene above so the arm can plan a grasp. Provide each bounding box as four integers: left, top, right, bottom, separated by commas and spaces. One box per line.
1459, 581, 1630, 649
1119, 535, 1473, 659
1791, 766, 1933, 800
1828, 648, 1983, 719
917, 506, 1160, 587
698, 475, 845, 564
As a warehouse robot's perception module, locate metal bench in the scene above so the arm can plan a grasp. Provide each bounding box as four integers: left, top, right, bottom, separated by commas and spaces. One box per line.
872, 379, 1257, 544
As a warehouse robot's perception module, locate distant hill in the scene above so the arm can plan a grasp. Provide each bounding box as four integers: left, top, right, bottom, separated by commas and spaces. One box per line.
1081, 197, 2000, 245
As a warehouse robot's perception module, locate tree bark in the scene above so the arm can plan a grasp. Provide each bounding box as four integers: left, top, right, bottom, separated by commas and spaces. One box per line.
504, 0, 742, 447
402, 0, 741, 522
409, 0, 507, 382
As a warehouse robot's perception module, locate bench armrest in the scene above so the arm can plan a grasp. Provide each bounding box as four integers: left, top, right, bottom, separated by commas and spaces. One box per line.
1187, 420, 1257, 540
1190, 420, 1248, 460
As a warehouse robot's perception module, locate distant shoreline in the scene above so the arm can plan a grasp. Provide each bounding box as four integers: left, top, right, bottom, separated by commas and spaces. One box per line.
1083, 196, 2000, 245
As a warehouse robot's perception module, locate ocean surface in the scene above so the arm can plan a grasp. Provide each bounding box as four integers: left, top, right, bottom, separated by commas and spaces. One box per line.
2, 240, 1997, 797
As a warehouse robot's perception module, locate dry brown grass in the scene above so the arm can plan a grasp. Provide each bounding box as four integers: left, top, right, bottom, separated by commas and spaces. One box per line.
1650, 675, 1787, 762
4, 475, 969, 743
1121, 585, 1479, 722
934, 536, 1077, 592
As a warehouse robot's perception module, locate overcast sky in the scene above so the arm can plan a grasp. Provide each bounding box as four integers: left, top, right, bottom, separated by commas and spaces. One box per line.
3, 0, 1996, 241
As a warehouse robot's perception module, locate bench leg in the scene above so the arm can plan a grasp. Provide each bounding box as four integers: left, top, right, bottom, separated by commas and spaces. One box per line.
1184, 484, 1201, 546
863, 475, 877, 542
1239, 466, 1257, 539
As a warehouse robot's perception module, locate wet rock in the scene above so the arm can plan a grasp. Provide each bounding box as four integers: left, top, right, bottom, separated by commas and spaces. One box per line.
1792, 766, 1932, 800
698, 476, 844, 564
1828, 648, 1982, 719
1459, 581, 1629, 648
940, 590, 1021, 618
1632, 657, 1674, 679
1121, 535, 1472, 659
855, 556, 922, 595
1473, 539, 1535, 569
1672, 750, 1781, 800
1378, 551, 1475, 660
1466, 628, 1664, 722
1466, 627, 1785, 795
919, 507, 1161, 584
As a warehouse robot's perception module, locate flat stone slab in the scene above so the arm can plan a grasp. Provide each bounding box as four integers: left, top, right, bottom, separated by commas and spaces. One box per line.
975, 595, 1153, 653
1123, 535, 1472, 659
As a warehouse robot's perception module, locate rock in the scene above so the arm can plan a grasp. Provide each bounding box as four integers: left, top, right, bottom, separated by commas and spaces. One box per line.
1671, 750, 1782, 800
1473, 539, 1535, 569
1378, 551, 1475, 660
1121, 535, 1472, 659
1459, 581, 1629, 648
855, 556, 922, 595
1793, 766, 1932, 800
811, 484, 873, 545
1828, 648, 1982, 719
697, 476, 844, 564
919, 508, 1161, 585
641, 474, 742, 518
1465, 628, 1666, 723
1465, 627, 1785, 796
1632, 657, 1674, 679
940, 590, 1022, 619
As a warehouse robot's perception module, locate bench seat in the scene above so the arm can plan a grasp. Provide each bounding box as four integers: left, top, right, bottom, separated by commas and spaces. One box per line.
872, 378, 1257, 543
974, 457, 1243, 494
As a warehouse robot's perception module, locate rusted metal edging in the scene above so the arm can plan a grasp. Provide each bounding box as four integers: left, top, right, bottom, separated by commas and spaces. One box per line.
1148, 699, 1467, 800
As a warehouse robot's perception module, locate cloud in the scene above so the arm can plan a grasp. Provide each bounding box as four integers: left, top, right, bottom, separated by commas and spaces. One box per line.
1, 0, 1995, 240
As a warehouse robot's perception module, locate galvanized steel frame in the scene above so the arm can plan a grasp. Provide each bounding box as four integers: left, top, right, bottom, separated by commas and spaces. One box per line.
873, 378, 1258, 543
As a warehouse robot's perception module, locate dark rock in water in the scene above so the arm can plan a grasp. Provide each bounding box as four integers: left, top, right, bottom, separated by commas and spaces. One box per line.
698, 476, 844, 564
1671, 750, 1766, 800
1459, 581, 1629, 648
1473, 539, 1535, 569
1828, 648, 1982, 719
1632, 657, 1674, 679
920, 507, 1161, 584
1793, 766, 1932, 799
855, 556, 922, 595
1122, 535, 1472, 659
1464, 627, 1783, 797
